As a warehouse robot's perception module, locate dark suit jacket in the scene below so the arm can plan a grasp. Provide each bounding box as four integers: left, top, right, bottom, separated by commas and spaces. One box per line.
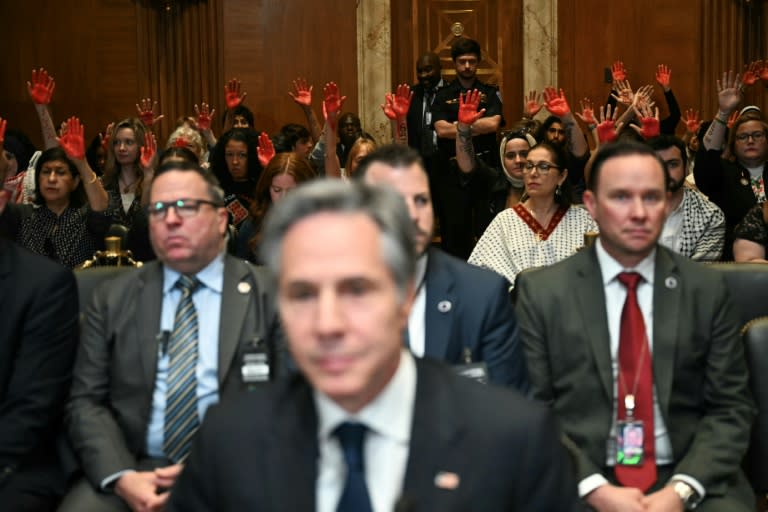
406, 82, 438, 154
515, 245, 754, 498
423, 248, 528, 391
169, 358, 580, 511
0, 238, 78, 497
65, 254, 283, 488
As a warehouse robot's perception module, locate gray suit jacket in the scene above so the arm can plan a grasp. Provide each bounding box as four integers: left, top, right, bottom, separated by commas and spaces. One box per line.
66, 254, 283, 487
515, 245, 754, 497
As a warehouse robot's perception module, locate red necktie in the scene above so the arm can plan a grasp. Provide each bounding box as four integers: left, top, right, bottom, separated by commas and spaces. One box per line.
615, 272, 657, 491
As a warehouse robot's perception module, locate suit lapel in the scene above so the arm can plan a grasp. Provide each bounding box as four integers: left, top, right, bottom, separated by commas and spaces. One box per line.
138, 263, 163, 392
424, 250, 456, 360
575, 247, 614, 401
218, 255, 251, 384
402, 361, 463, 507
651, 249, 680, 416
265, 378, 317, 510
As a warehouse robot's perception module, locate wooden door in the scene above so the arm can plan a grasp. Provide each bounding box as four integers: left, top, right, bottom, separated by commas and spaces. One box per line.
392, 0, 524, 124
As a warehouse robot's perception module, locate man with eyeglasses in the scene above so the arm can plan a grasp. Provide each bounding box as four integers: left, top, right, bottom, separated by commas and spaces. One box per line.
695, 70, 768, 260
61, 161, 284, 511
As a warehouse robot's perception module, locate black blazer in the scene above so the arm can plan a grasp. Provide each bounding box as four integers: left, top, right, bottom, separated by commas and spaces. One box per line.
0, 238, 78, 497
169, 358, 581, 511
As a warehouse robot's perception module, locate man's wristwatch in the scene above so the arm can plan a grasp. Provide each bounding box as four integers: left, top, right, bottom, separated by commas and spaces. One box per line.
671, 480, 700, 510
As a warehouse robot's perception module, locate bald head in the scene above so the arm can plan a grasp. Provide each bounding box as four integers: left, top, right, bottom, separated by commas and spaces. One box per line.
416, 52, 442, 90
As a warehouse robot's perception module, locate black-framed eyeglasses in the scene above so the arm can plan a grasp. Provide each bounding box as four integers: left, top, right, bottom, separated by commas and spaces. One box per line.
523, 161, 561, 175
146, 198, 223, 220
735, 131, 766, 142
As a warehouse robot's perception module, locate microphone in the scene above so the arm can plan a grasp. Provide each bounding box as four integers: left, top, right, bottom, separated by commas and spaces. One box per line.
157, 330, 170, 356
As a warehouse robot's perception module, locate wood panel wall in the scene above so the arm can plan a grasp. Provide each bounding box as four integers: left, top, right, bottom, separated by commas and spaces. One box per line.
221, 0, 358, 135
391, 0, 524, 127
0, 1, 142, 149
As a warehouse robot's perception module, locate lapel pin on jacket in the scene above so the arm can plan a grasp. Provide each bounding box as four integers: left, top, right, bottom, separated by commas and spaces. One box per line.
237, 281, 251, 294
437, 300, 452, 313
664, 276, 677, 289
434, 471, 460, 490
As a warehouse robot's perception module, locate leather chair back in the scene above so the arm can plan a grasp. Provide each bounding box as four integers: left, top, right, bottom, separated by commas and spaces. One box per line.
74, 266, 136, 316
709, 263, 768, 330
742, 317, 768, 493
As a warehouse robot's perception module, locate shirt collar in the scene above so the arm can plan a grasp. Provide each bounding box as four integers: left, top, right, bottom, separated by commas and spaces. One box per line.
414, 253, 428, 291
315, 349, 416, 445
162, 250, 225, 294
595, 239, 655, 287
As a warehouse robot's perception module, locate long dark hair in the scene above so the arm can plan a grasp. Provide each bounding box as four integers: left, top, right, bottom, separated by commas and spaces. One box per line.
210, 128, 261, 192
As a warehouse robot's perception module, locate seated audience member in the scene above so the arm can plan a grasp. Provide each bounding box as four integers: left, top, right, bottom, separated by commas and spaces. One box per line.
309, 88, 365, 177
4, 67, 61, 204
695, 71, 768, 259
60, 160, 283, 511
275, 123, 314, 161
166, 124, 206, 165
85, 133, 107, 177
358, 144, 529, 390
288, 78, 323, 150
605, 62, 682, 137
168, 179, 580, 511
733, 202, 768, 262
222, 78, 254, 131
681, 108, 703, 181
320, 82, 377, 179
0, 118, 111, 268
0, 144, 78, 512
102, 118, 151, 230
157, 145, 200, 166
235, 152, 316, 262
649, 135, 725, 261
3, 129, 38, 203
209, 128, 261, 228
468, 142, 598, 286
380, 83, 412, 146
456, 90, 536, 216
342, 135, 377, 179
516, 141, 754, 511
532, 87, 590, 199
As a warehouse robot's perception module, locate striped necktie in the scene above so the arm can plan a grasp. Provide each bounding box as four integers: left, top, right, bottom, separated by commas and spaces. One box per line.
164, 274, 201, 463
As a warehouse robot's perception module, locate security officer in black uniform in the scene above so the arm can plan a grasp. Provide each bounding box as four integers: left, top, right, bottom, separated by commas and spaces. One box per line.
432, 37, 504, 259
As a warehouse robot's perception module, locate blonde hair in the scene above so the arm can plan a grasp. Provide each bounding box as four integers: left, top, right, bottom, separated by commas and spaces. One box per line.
166, 125, 205, 163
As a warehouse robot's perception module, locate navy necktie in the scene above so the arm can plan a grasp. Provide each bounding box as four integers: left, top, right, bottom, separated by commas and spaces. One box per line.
334, 422, 373, 512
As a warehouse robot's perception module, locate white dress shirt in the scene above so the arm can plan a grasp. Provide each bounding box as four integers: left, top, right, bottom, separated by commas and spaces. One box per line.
315, 349, 416, 512
407, 254, 428, 357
